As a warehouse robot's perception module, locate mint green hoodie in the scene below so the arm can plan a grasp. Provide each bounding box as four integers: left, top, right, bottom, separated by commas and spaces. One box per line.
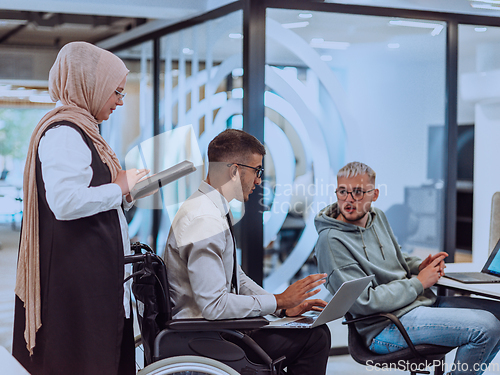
314, 203, 436, 346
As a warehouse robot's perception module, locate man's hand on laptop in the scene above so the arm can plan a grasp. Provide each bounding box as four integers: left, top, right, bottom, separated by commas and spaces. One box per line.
274, 273, 327, 314
284, 299, 328, 317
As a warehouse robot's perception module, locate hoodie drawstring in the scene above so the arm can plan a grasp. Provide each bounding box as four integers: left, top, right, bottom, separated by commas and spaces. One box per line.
372, 226, 386, 260
358, 226, 386, 260
358, 227, 370, 260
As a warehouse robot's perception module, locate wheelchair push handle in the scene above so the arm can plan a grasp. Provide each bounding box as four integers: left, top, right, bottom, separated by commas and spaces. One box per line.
124, 243, 165, 283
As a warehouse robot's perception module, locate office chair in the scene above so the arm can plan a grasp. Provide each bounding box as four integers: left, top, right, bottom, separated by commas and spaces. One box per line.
126, 243, 284, 375
343, 312, 455, 375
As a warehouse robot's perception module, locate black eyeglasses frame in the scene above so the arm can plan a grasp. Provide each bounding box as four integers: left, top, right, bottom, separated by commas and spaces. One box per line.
227, 163, 264, 179
335, 188, 375, 201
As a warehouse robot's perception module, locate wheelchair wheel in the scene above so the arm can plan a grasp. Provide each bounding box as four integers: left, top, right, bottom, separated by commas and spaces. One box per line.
137, 355, 240, 375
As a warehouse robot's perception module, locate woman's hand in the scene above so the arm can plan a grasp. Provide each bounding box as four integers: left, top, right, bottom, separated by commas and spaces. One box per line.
114, 168, 149, 196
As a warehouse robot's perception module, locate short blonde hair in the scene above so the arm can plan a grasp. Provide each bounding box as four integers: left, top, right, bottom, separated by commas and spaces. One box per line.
337, 162, 376, 182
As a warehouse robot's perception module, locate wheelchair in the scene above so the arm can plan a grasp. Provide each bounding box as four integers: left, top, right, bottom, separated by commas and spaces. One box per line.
125, 243, 285, 375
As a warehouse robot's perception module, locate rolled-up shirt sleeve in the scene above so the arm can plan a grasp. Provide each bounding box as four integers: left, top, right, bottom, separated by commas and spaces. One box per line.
38, 125, 123, 220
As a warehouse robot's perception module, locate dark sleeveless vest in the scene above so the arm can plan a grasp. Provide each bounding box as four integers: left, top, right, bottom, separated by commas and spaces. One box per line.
13, 121, 125, 375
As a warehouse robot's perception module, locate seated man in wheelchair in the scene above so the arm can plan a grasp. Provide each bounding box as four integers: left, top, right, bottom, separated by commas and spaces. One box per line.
165, 129, 331, 375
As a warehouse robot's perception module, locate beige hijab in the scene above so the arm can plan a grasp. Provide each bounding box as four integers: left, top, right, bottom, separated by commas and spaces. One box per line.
15, 41, 129, 354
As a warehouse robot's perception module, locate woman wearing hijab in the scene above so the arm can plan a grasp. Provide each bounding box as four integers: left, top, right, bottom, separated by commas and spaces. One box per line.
12, 41, 146, 375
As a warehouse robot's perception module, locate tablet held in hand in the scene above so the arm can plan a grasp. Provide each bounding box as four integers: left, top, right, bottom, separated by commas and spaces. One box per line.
130, 160, 196, 200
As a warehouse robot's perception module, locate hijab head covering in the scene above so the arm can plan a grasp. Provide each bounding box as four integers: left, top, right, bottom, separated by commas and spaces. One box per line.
15, 41, 129, 354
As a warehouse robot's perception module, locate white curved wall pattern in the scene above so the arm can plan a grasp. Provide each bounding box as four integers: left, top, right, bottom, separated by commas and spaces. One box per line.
152, 10, 363, 291
262, 19, 363, 292
266, 17, 363, 164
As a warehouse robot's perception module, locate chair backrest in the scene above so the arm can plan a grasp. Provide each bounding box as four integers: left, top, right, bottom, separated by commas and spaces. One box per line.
127, 243, 172, 364
344, 312, 379, 365
490, 192, 500, 255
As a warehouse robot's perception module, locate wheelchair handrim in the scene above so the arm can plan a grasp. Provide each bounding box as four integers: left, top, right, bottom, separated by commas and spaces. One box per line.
137, 355, 240, 375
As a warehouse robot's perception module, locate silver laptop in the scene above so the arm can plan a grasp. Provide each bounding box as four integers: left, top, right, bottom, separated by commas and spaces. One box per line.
445, 238, 500, 284
263, 275, 374, 329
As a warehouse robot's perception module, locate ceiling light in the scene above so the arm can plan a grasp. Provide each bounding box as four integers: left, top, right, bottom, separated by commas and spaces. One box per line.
299, 13, 313, 19
281, 21, 309, 29
469, 0, 500, 6
389, 20, 444, 36
229, 33, 243, 39
320, 55, 333, 61
182, 48, 194, 55
388, 43, 400, 49
310, 38, 350, 50
470, 2, 500, 9
0, 19, 26, 26
475, 27, 488, 32
470, 0, 500, 10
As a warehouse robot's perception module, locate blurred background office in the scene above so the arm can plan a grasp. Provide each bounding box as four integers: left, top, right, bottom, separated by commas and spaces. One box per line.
2, 0, 500, 371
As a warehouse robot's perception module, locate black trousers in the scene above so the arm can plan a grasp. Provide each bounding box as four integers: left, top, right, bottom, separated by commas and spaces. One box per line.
246, 325, 331, 375
118, 317, 136, 375
13, 296, 135, 375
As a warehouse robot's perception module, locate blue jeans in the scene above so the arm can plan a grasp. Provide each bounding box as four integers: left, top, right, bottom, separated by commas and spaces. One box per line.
369, 296, 500, 375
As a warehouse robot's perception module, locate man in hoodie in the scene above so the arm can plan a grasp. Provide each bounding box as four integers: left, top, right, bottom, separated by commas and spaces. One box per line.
315, 161, 500, 375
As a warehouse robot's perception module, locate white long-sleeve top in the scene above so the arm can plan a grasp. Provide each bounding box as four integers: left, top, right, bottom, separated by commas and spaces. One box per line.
38, 125, 133, 318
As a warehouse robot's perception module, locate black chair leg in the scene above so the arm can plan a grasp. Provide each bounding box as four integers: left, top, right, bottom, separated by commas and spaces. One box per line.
434, 362, 445, 375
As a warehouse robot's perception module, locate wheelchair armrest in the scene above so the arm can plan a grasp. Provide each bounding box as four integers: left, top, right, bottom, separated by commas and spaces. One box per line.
166, 316, 269, 331
343, 312, 422, 359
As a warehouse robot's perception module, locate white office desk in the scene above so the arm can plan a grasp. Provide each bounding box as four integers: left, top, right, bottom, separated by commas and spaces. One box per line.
437, 276, 500, 299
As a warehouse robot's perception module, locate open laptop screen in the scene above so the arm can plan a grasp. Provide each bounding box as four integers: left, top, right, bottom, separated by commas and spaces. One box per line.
483, 239, 500, 276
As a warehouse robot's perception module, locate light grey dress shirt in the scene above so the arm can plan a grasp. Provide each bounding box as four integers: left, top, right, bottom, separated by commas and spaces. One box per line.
165, 181, 277, 320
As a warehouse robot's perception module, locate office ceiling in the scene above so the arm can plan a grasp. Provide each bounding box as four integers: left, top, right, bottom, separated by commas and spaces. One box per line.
1, 0, 500, 51
0, 0, 499, 104
0, 10, 146, 49
0, 0, 234, 50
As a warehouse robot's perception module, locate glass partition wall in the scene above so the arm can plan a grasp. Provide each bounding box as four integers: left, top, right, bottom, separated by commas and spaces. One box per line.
458, 23, 500, 267
108, 1, 500, 288
263, 9, 447, 291
111, 11, 244, 254
158, 10, 244, 253
109, 41, 156, 245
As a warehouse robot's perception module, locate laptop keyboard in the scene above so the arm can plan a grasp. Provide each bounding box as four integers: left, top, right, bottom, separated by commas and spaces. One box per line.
283, 316, 316, 327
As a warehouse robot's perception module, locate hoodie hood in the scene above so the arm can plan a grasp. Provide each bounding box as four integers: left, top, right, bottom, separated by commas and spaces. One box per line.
315, 202, 385, 260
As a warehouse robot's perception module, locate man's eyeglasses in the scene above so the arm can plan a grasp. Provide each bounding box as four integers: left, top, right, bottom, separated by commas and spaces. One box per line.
115, 90, 126, 101
335, 188, 375, 201
227, 163, 264, 179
